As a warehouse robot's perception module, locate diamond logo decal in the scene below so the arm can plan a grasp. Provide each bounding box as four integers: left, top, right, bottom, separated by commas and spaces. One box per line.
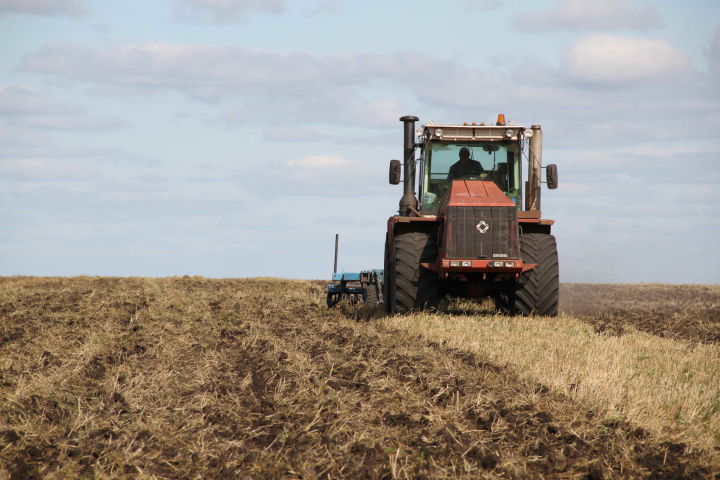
476, 220, 489, 234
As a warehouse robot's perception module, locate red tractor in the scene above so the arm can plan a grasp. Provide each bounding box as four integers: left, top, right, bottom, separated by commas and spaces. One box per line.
384, 115, 559, 315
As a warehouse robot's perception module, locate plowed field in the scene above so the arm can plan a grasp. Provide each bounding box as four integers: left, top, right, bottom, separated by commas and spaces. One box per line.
561, 283, 720, 343
1, 277, 718, 479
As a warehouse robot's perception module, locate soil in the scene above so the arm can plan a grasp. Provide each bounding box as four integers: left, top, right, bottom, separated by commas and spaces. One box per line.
0, 277, 717, 479
561, 283, 720, 343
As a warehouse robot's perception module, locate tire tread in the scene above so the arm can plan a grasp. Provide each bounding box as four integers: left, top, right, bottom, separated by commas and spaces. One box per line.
510, 233, 559, 316
391, 232, 439, 313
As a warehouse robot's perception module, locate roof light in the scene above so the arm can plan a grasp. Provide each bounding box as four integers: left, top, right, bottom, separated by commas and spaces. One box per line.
524, 128, 534, 138
434, 128, 443, 137
496, 114, 506, 126
505, 129, 514, 138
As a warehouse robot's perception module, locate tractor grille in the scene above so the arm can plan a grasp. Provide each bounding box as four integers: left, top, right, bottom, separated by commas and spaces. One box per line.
445, 206, 520, 259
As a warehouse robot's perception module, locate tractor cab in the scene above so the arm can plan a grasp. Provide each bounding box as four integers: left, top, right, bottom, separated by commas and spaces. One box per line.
417, 118, 533, 214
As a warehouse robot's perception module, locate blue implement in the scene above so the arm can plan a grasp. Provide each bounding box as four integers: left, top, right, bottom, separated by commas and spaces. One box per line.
327, 269, 384, 307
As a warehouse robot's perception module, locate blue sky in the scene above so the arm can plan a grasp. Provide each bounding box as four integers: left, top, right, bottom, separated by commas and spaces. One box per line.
1, 0, 719, 283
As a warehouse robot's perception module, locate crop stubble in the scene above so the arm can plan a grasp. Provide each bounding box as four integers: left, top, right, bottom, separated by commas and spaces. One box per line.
0, 277, 717, 479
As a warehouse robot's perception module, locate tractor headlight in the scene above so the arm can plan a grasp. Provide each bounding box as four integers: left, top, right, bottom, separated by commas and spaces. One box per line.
461, 261, 472, 267
450, 261, 460, 267
504, 261, 515, 267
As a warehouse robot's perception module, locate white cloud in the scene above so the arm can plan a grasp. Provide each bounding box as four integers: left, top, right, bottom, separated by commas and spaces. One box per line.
310, 1, 342, 14
19, 43, 438, 128
0, 125, 49, 148
20, 43, 343, 100
618, 144, 720, 158
260, 127, 396, 146
287, 155, 350, 168
514, 0, 662, 31
16, 40, 716, 145
20, 43, 443, 100
678, 184, 720, 203
0, 0, 83, 16
238, 159, 384, 201
176, 0, 284, 22
0, 85, 124, 131
222, 94, 408, 130
564, 34, 693, 84
0, 157, 99, 180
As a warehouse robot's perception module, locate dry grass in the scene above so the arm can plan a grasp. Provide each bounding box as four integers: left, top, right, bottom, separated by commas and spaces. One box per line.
1, 277, 718, 479
383, 309, 720, 453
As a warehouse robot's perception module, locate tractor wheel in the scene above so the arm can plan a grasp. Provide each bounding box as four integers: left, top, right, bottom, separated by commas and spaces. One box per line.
383, 235, 393, 313
364, 284, 379, 305
500, 233, 559, 316
388, 232, 439, 314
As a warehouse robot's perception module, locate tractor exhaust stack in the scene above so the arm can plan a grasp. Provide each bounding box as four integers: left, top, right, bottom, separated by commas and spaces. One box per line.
399, 115, 419, 216
526, 124, 543, 211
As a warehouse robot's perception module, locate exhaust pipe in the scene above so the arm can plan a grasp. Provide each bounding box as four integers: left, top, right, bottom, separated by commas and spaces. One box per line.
399, 115, 419, 216
526, 124, 542, 211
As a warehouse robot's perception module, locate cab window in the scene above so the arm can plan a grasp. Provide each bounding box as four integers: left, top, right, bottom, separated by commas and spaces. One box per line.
420, 142, 522, 213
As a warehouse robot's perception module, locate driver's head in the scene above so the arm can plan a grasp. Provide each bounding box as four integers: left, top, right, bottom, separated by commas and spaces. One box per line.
459, 147, 470, 161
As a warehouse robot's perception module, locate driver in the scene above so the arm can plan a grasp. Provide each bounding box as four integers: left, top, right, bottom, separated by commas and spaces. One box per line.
447, 147, 484, 181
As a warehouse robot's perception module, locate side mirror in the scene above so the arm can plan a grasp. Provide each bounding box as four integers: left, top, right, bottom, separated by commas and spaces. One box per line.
546, 164, 558, 189
389, 159, 401, 185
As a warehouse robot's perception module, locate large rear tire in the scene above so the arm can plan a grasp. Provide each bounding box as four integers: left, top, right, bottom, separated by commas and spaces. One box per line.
388, 232, 440, 314
500, 233, 559, 316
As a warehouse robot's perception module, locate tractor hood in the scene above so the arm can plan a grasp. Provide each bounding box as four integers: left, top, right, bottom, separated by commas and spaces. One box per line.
445, 180, 516, 208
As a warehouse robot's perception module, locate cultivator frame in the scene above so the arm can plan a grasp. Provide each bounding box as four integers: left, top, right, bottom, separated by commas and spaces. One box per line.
326, 269, 384, 307
326, 234, 384, 307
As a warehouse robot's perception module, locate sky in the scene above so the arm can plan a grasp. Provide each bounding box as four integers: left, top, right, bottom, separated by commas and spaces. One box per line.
1, 0, 719, 283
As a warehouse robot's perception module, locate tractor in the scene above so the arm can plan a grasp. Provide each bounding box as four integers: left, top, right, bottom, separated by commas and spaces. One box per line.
383, 114, 559, 315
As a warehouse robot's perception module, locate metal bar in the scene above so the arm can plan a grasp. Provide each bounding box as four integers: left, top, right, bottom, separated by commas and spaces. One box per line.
333, 234, 339, 274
